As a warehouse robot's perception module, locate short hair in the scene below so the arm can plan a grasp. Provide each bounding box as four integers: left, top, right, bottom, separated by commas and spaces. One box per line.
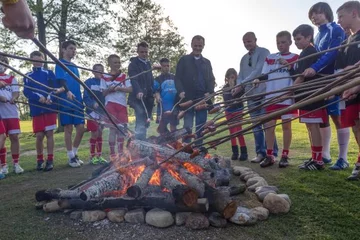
191, 35, 205, 44
292, 24, 314, 40
308, 2, 334, 22
92, 63, 104, 70
225, 68, 238, 79
0, 55, 9, 65
30, 51, 44, 59
159, 58, 170, 64
276, 31, 292, 41
137, 41, 149, 49
243, 32, 256, 39
61, 40, 77, 50
337, 1, 360, 15
107, 54, 120, 63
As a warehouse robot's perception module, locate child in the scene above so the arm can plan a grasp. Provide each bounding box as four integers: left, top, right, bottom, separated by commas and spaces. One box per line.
291, 25, 328, 170
253, 31, 299, 168
23, 51, 58, 171
154, 58, 178, 134
84, 64, 107, 164
222, 68, 248, 161
100, 54, 132, 159
0, 55, 23, 174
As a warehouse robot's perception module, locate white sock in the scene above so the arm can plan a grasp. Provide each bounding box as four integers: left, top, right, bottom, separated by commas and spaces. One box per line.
73, 147, 78, 156
320, 126, 332, 159
67, 151, 75, 160
337, 128, 350, 161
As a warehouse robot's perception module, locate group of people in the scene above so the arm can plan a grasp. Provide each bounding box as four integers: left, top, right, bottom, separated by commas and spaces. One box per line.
1, 0, 360, 181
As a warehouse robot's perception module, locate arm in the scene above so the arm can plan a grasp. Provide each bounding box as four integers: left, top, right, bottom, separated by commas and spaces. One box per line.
258, 58, 269, 81
10, 76, 19, 103
23, 76, 43, 101
175, 57, 185, 96
243, 48, 270, 83
128, 62, 141, 96
83, 80, 96, 108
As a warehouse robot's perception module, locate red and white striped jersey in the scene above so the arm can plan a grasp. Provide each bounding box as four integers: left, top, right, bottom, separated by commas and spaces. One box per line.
100, 73, 131, 107
262, 52, 299, 105
0, 73, 19, 119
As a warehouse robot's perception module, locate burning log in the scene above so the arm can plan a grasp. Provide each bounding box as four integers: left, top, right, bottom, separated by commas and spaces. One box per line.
178, 167, 205, 197
80, 172, 121, 201
205, 184, 237, 219
35, 188, 80, 202
127, 165, 158, 199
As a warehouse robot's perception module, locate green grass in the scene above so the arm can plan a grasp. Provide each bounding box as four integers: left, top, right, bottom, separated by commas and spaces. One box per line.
1, 119, 360, 240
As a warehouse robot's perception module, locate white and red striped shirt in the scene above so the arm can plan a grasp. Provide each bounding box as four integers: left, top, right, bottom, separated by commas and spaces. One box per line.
262, 52, 299, 105
100, 73, 131, 107
0, 74, 19, 119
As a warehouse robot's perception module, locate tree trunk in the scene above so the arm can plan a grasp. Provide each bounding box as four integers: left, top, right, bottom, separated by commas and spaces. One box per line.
35, 0, 47, 68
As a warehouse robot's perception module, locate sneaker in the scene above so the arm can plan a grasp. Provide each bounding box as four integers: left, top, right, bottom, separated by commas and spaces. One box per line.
0, 172, 5, 180
251, 154, 265, 163
13, 163, 24, 174
68, 157, 81, 168
322, 157, 332, 164
298, 157, 312, 168
97, 156, 108, 164
300, 159, 325, 171
1, 164, 9, 174
279, 155, 289, 168
44, 161, 54, 172
329, 158, 349, 170
90, 156, 100, 165
347, 164, 360, 181
74, 155, 84, 165
260, 156, 275, 168
36, 160, 44, 171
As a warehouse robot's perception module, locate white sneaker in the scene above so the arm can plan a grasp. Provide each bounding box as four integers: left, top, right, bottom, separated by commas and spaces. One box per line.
251, 154, 265, 163
74, 155, 84, 165
68, 157, 81, 168
13, 163, 24, 174
1, 164, 9, 174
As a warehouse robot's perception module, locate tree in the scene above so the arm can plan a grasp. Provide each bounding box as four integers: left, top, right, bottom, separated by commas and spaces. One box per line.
115, 0, 186, 72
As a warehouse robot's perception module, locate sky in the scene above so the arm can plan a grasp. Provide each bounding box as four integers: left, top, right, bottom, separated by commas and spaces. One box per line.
153, 0, 344, 88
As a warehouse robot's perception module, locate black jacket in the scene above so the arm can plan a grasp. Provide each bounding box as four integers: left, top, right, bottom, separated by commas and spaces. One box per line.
222, 83, 244, 111
175, 54, 215, 101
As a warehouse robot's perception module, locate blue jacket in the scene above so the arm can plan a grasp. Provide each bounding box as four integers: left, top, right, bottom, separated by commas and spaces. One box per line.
83, 77, 105, 115
312, 22, 345, 74
154, 73, 176, 112
23, 67, 58, 117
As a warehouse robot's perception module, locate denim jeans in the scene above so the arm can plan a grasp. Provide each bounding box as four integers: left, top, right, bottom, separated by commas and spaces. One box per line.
132, 98, 154, 140
183, 108, 207, 145
248, 99, 278, 157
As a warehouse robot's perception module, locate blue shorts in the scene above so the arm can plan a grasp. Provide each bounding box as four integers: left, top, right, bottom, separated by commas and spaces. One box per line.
325, 96, 341, 116
60, 111, 85, 126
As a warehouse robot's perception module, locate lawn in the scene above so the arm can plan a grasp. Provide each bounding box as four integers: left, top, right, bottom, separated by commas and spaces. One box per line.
0, 119, 359, 240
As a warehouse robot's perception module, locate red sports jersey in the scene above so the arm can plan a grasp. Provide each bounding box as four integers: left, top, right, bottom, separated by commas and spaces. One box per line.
100, 73, 131, 107
0, 74, 20, 119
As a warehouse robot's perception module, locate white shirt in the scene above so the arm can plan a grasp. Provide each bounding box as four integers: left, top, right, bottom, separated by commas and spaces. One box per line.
0, 74, 19, 119
100, 73, 131, 107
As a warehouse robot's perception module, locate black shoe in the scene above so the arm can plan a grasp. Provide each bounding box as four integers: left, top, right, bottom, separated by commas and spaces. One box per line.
298, 157, 312, 168
279, 155, 289, 168
260, 156, 275, 168
36, 160, 44, 171
347, 164, 360, 181
239, 146, 248, 161
300, 159, 325, 171
231, 146, 239, 160
44, 161, 54, 172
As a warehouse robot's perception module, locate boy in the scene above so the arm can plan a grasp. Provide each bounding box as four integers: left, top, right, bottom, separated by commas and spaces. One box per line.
84, 64, 107, 164
23, 51, 58, 171
291, 25, 328, 170
335, 1, 360, 180
101, 54, 132, 158
154, 58, 178, 134
253, 31, 298, 168
55, 40, 85, 168
307, 2, 348, 168
0, 55, 23, 174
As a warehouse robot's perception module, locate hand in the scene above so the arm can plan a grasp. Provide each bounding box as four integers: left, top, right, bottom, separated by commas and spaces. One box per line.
155, 97, 162, 103
114, 86, 122, 92
45, 99, 52, 105
1, 0, 35, 39
137, 92, 144, 99
0, 81, 7, 88
204, 92, 210, 98
67, 91, 75, 100
179, 92, 185, 99
93, 102, 99, 109
53, 87, 63, 94
253, 79, 260, 88
39, 96, 46, 103
109, 85, 116, 92
278, 58, 289, 65
231, 85, 243, 96
0, 96, 7, 103
303, 68, 316, 78
9, 97, 16, 104
343, 86, 360, 100
152, 64, 161, 70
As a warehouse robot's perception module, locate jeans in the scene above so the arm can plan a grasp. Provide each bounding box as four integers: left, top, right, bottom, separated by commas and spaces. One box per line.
183, 108, 207, 145
132, 98, 154, 140
248, 99, 278, 157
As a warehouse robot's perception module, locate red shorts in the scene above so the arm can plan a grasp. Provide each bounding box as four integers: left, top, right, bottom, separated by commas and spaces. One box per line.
0, 120, 5, 134
87, 119, 100, 132
299, 109, 328, 124
33, 113, 57, 133
105, 102, 128, 125
341, 103, 360, 128
2, 118, 20, 135
265, 104, 298, 120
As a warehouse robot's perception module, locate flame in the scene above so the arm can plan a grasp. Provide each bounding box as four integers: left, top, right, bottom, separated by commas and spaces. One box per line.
149, 169, 161, 185
204, 153, 212, 159
167, 168, 187, 185
117, 165, 146, 196
162, 188, 171, 192
182, 162, 204, 175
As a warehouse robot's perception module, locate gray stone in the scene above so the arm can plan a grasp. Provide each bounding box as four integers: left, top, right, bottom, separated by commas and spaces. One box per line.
70, 211, 82, 220
82, 211, 106, 222
107, 209, 126, 223
255, 185, 279, 195
208, 212, 227, 228
232, 166, 252, 176
185, 213, 209, 230
277, 194, 291, 205
250, 207, 269, 221
248, 179, 268, 192
229, 207, 257, 225
263, 193, 290, 214
256, 190, 277, 202
175, 212, 191, 226
243, 173, 260, 182
124, 209, 145, 223
240, 171, 257, 181
145, 208, 174, 228
246, 177, 265, 187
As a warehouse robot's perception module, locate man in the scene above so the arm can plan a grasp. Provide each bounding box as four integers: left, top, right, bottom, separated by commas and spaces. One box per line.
235, 32, 278, 163
55, 40, 85, 168
128, 41, 154, 140
175, 35, 215, 146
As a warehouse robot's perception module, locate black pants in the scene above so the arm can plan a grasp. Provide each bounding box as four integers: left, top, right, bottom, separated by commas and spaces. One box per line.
132, 98, 154, 140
